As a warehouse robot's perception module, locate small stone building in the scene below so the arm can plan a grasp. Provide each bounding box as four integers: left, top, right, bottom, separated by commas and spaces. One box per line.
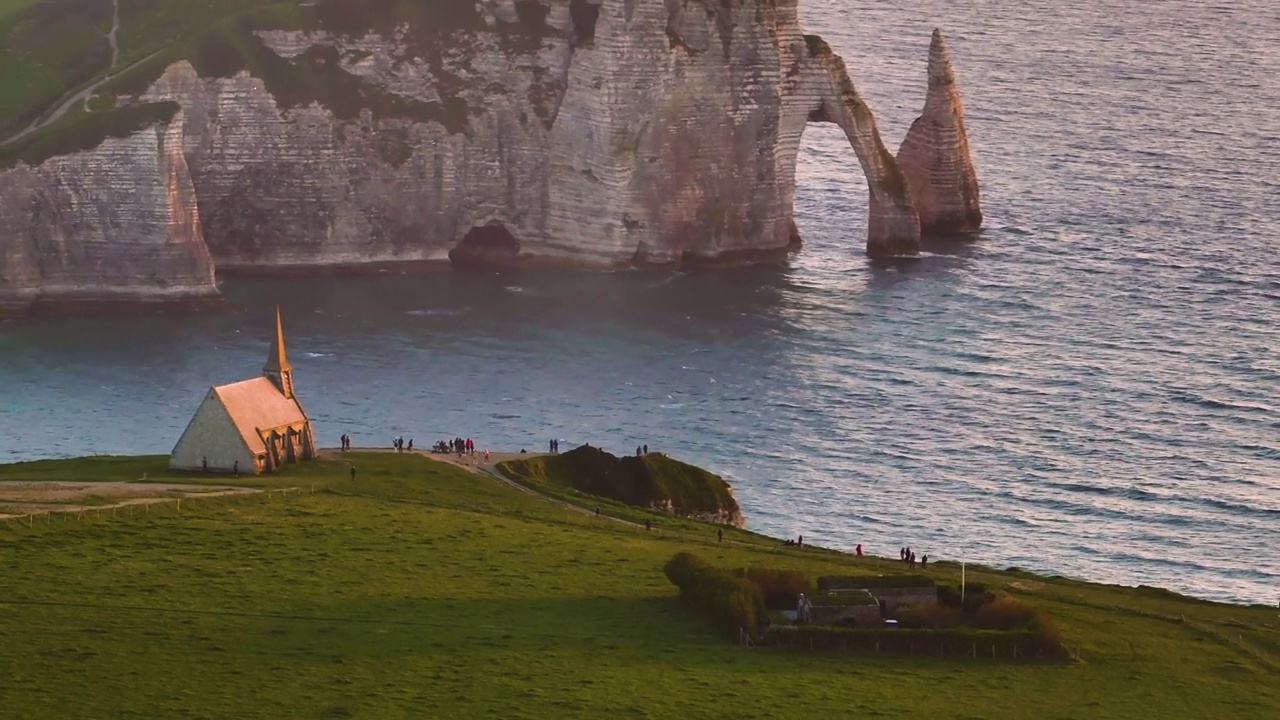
170, 310, 317, 474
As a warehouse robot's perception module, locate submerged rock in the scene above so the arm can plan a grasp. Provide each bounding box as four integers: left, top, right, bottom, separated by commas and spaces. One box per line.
896, 29, 983, 237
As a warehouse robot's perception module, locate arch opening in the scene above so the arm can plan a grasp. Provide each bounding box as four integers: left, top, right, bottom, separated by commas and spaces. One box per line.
449, 222, 521, 269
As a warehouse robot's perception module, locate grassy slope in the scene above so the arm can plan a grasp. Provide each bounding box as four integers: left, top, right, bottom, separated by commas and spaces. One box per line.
499, 446, 740, 520
0, 453, 1277, 719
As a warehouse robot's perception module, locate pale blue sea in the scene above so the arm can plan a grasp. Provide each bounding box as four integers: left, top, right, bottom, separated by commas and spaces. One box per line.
1, 1, 1277, 604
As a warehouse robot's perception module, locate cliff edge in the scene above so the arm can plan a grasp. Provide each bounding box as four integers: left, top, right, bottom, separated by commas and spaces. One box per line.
0, 1, 983, 313
498, 444, 746, 527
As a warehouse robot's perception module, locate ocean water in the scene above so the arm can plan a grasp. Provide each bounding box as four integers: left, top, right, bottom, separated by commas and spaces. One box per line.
1, 0, 1277, 604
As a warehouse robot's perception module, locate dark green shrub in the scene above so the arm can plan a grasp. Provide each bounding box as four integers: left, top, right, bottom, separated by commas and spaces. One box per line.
937, 582, 995, 611
734, 567, 814, 610
972, 593, 1037, 631
895, 603, 964, 629
664, 553, 765, 635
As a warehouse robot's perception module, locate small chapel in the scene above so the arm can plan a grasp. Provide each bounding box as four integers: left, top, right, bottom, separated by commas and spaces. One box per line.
170, 309, 317, 474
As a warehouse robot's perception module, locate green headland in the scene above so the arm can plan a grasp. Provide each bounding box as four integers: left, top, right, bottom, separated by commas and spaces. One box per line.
1, 452, 1277, 718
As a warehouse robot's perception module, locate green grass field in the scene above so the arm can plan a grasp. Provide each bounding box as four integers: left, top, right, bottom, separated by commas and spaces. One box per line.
1, 453, 1277, 718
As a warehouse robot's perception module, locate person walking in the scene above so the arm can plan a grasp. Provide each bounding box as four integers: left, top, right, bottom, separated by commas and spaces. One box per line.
717, 527, 723, 543
350, 466, 356, 481
483, 448, 490, 463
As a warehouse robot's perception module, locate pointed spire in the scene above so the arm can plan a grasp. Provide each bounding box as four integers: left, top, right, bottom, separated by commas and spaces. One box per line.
928, 29, 956, 90
264, 307, 291, 374
895, 28, 983, 237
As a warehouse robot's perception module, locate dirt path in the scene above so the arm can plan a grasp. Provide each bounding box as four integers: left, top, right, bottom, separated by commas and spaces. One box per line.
321, 447, 646, 528
0, 480, 262, 520
418, 450, 671, 532
0, 0, 164, 148
107, 0, 120, 68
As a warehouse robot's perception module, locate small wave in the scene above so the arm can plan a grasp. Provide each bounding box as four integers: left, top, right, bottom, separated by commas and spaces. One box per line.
405, 308, 465, 316
303, 352, 331, 358
1169, 390, 1275, 414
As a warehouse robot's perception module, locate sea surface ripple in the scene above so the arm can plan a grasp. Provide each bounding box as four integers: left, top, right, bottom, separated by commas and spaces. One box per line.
0, 1, 1277, 604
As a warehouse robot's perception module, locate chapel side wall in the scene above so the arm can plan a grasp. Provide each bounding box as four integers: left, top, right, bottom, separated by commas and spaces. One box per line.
169, 394, 256, 473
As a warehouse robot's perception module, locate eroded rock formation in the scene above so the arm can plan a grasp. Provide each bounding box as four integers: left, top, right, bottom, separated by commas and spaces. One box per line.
0, 2, 982, 313
897, 29, 983, 236
0, 109, 217, 314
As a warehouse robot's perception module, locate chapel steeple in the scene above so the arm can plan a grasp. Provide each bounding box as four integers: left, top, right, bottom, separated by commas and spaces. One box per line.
263, 307, 294, 399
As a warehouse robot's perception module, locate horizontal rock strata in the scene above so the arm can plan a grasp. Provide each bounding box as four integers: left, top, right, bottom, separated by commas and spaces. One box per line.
0, 1, 984, 311
0, 109, 218, 315
896, 29, 983, 236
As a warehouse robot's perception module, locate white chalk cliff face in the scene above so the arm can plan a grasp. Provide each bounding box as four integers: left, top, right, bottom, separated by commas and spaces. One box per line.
0, 109, 217, 314
0, 0, 982, 313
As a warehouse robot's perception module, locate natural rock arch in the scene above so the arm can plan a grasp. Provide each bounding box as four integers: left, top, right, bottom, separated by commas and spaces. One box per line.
793, 36, 920, 258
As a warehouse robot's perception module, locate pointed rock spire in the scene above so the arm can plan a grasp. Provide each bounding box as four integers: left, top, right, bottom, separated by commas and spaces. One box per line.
896, 29, 983, 236
264, 307, 290, 374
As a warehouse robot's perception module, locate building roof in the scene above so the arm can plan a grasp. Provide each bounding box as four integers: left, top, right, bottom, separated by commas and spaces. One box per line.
212, 377, 308, 454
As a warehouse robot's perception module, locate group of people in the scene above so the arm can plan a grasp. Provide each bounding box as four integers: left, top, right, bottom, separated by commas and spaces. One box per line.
435, 437, 475, 457
392, 436, 413, 452
548, 439, 560, 453
634, 444, 650, 456
339, 434, 353, 451
900, 546, 928, 569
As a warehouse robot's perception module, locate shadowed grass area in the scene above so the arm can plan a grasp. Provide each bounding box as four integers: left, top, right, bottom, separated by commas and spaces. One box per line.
1, 453, 1279, 718
499, 444, 741, 522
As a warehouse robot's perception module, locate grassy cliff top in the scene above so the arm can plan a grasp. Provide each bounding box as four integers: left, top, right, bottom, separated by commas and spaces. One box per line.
0, 0, 561, 164
0, 452, 1278, 718
498, 444, 741, 518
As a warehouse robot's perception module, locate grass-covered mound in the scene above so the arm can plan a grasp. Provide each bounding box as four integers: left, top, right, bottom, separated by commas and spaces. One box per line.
498, 445, 743, 525
1, 452, 1279, 718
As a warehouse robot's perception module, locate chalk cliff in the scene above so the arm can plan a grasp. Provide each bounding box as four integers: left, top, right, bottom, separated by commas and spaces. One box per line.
0, 1, 981, 313
896, 29, 983, 236
0, 108, 217, 314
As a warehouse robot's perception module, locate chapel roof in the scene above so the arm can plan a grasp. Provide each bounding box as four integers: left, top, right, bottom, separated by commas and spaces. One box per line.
212, 377, 308, 454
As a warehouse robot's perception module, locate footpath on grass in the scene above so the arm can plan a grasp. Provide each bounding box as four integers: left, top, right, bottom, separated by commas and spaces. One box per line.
326, 447, 761, 549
